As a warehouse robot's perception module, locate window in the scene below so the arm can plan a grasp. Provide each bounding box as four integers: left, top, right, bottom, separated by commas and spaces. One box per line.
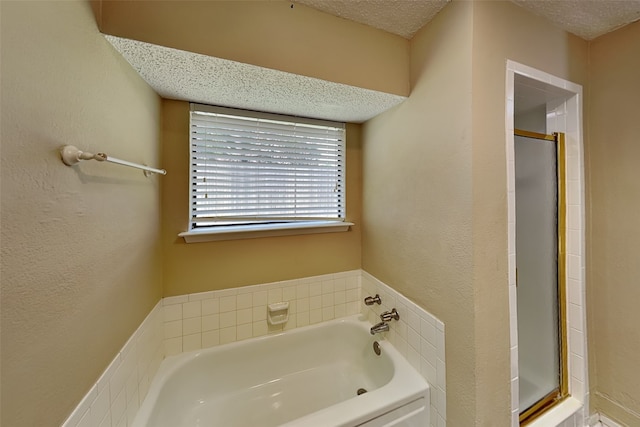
182, 104, 349, 241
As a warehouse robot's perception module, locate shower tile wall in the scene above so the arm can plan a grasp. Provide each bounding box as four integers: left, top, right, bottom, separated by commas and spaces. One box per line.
547, 95, 589, 414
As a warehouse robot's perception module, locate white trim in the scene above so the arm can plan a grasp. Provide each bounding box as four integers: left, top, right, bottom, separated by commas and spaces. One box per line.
179, 221, 354, 243
506, 60, 587, 426
599, 414, 625, 427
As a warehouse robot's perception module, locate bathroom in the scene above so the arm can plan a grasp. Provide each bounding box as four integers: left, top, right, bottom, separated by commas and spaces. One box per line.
1, 1, 638, 426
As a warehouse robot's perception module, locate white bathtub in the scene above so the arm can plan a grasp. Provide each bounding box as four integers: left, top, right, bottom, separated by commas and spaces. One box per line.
133, 315, 430, 427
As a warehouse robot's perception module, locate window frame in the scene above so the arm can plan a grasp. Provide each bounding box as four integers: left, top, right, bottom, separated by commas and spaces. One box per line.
179, 104, 353, 243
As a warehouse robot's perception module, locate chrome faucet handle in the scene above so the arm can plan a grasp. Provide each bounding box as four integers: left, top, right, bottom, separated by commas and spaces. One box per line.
364, 294, 382, 305
380, 308, 400, 322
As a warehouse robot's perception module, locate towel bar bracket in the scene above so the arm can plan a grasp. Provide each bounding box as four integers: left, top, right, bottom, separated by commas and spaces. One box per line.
60, 145, 166, 176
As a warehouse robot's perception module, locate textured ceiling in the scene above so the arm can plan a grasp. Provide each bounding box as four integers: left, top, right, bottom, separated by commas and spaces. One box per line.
295, 0, 449, 39
296, 0, 640, 40
107, 0, 640, 124
512, 0, 640, 40
105, 36, 406, 123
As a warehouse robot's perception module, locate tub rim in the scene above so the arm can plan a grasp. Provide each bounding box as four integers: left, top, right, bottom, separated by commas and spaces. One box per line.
133, 314, 430, 427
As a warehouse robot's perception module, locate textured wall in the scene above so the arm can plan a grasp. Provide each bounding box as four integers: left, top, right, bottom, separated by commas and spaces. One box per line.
470, 2, 587, 425
0, 1, 162, 426
161, 100, 362, 296
363, 1, 589, 425
362, 2, 475, 425
587, 20, 640, 426
99, 0, 410, 97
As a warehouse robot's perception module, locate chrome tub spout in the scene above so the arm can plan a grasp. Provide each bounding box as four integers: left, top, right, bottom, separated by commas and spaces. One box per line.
370, 321, 389, 335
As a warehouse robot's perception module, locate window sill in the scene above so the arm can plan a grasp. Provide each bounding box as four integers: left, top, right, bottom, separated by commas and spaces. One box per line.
178, 221, 354, 243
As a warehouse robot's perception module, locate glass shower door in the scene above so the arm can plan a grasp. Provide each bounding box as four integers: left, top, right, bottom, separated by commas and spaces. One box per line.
515, 130, 568, 422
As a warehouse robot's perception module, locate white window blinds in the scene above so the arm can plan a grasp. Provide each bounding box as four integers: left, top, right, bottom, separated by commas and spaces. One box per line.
189, 104, 346, 229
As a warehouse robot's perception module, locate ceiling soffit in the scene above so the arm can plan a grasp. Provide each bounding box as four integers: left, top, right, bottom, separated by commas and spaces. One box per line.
106, 35, 406, 124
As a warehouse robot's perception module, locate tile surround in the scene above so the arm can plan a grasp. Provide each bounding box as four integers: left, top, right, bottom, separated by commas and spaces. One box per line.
61, 270, 445, 427
506, 60, 588, 426
361, 271, 447, 427
162, 270, 362, 356
61, 302, 164, 427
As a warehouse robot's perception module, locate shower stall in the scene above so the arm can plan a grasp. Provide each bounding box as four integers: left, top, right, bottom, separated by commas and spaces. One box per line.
515, 129, 568, 423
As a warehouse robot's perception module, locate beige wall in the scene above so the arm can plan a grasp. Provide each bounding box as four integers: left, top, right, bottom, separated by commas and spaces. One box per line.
362, 2, 476, 425
4, 1, 637, 426
99, 0, 410, 97
0, 2, 162, 426
161, 100, 362, 296
587, 20, 640, 426
470, 2, 587, 424
363, 1, 589, 425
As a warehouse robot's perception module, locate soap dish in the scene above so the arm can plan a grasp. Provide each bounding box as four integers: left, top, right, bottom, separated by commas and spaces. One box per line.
267, 302, 289, 325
